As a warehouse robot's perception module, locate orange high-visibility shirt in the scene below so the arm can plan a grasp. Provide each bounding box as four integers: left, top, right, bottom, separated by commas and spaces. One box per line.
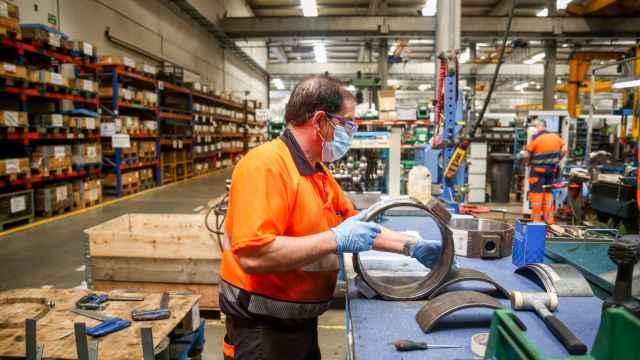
220, 129, 358, 303
526, 131, 565, 165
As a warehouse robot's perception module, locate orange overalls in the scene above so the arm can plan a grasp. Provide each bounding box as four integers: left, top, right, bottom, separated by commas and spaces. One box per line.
526, 131, 565, 224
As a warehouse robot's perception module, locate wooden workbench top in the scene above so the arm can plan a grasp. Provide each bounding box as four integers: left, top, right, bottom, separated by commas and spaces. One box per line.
0, 288, 200, 359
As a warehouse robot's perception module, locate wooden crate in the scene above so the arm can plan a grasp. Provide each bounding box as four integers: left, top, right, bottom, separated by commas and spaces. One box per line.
85, 214, 221, 309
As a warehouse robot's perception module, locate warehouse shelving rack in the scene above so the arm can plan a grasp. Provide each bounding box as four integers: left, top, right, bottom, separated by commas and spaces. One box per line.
0, 33, 101, 222
159, 80, 193, 184
97, 65, 160, 197
245, 100, 267, 153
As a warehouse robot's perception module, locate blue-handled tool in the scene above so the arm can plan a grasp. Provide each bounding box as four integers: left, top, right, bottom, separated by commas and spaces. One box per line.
131, 292, 171, 321
70, 308, 130, 337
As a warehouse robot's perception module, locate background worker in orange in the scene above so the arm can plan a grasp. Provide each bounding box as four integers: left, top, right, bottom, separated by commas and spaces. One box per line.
219, 76, 445, 360
523, 118, 568, 224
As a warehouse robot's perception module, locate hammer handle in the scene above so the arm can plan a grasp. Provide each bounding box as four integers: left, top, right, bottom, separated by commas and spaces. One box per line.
543, 315, 588, 355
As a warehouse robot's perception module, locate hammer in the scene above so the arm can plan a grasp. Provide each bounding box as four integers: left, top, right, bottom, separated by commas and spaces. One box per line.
510, 291, 587, 355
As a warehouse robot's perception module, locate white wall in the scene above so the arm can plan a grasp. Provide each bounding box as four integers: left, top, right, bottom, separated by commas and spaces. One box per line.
14, 0, 268, 104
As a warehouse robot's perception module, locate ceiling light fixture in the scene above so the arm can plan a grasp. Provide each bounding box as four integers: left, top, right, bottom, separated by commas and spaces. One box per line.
459, 48, 470, 64
514, 81, 529, 91
301, 0, 318, 17
536, 8, 548, 16
524, 52, 545, 65
556, 0, 571, 10
421, 0, 437, 16
347, 84, 357, 92
418, 84, 430, 91
314, 42, 327, 63
612, 79, 640, 89
273, 78, 285, 90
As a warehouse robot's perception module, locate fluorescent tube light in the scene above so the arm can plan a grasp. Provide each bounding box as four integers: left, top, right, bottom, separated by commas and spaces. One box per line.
273, 78, 285, 90
514, 82, 529, 91
313, 43, 327, 63
421, 0, 437, 16
524, 52, 545, 65
536, 8, 548, 17
301, 0, 318, 17
459, 48, 470, 63
612, 79, 640, 89
556, 0, 571, 10
418, 84, 430, 91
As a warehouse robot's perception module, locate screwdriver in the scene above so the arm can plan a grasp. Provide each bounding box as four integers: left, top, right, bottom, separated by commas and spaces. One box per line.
391, 339, 462, 352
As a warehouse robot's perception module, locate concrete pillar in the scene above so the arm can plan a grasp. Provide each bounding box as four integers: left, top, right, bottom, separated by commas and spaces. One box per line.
434, 0, 461, 97
543, 40, 557, 110
378, 39, 389, 90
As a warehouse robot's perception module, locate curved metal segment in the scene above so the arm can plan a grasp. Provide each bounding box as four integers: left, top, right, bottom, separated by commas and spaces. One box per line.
427, 268, 511, 300
353, 198, 455, 301
515, 263, 594, 297
415, 291, 505, 333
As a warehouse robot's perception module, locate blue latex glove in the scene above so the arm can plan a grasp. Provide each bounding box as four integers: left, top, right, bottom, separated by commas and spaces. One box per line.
410, 238, 443, 269
332, 210, 380, 254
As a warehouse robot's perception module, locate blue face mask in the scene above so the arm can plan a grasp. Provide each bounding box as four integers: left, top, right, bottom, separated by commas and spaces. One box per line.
321, 124, 353, 162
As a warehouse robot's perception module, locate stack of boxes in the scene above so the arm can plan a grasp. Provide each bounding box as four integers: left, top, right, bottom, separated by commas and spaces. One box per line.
0, 111, 28, 127
378, 90, 397, 121
31, 145, 72, 176
73, 179, 102, 209
0, 0, 20, 38
35, 183, 73, 215
467, 142, 488, 203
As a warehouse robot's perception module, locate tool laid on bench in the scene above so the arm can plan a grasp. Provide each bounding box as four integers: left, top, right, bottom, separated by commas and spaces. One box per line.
107, 289, 145, 302
132, 292, 171, 321
76, 293, 109, 310
70, 308, 131, 337
391, 339, 461, 352
510, 291, 587, 355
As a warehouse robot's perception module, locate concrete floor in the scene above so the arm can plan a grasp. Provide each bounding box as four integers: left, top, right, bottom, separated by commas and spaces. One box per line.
0, 169, 346, 359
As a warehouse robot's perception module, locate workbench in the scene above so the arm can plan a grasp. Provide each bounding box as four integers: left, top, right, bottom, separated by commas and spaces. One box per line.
344, 215, 604, 360
0, 288, 202, 359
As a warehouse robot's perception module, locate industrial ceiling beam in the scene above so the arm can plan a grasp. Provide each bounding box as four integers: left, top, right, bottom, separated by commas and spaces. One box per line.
220, 16, 640, 39
270, 45, 288, 63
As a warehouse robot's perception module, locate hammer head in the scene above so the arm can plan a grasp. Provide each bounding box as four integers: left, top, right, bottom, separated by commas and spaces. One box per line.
510, 291, 559, 311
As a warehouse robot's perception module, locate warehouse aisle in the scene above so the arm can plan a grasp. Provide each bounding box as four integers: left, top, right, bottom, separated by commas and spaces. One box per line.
0, 169, 232, 291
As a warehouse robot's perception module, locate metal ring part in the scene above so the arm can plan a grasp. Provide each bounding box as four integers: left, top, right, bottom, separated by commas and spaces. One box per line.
427, 268, 511, 300
352, 198, 455, 301
515, 263, 594, 297
415, 291, 505, 333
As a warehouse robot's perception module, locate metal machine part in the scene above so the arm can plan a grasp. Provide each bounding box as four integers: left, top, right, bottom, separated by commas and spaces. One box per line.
603, 237, 640, 316
26, 319, 43, 360
74, 323, 98, 360
515, 263, 594, 297
427, 268, 510, 300
352, 198, 455, 301
510, 291, 588, 355
448, 218, 514, 258
415, 291, 505, 333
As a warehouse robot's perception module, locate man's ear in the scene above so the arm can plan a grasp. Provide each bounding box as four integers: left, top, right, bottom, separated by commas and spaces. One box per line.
311, 111, 326, 131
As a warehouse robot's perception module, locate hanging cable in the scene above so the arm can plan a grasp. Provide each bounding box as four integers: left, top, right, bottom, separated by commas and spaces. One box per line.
469, 0, 517, 138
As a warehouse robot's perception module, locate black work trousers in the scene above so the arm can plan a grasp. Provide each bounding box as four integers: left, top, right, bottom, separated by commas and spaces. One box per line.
223, 316, 321, 360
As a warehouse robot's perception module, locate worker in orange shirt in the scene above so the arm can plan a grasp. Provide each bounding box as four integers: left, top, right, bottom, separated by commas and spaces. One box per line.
220, 76, 444, 360
523, 118, 568, 224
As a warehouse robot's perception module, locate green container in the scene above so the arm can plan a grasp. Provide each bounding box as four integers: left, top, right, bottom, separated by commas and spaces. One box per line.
485, 308, 640, 360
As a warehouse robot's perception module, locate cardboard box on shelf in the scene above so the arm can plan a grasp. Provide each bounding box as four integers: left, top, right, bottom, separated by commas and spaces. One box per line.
0, 0, 19, 19
32, 114, 70, 128
0, 16, 19, 32
0, 62, 26, 80
378, 111, 398, 121
35, 183, 73, 215
69, 116, 100, 130
73, 41, 95, 57
72, 143, 102, 165
75, 79, 97, 93
378, 89, 396, 112
31, 145, 72, 175
0, 111, 27, 127
135, 63, 157, 76
20, 25, 62, 48
29, 70, 69, 87
98, 55, 136, 68
0, 158, 29, 176
73, 179, 102, 208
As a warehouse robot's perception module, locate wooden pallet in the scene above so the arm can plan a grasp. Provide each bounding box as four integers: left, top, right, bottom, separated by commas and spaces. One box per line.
31, 166, 73, 178
38, 204, 73, 218
0, 214, 33, 231
0, 171, 31, 183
